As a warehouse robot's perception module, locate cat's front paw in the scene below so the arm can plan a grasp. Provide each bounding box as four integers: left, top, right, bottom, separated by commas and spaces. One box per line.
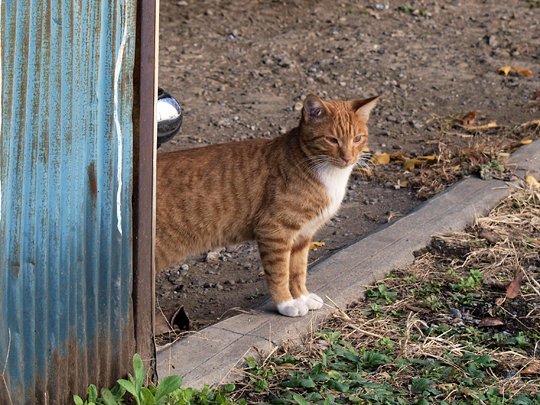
301, 293, 324, 310
277, 298, 309, 317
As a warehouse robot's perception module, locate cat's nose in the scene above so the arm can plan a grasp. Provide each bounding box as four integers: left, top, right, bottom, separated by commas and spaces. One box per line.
342, 155, 355, 165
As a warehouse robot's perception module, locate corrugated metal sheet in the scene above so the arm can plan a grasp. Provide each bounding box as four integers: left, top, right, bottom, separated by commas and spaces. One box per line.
0, 1, 137, 403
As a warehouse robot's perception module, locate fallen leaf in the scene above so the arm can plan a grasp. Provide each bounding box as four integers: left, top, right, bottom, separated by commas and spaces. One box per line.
403, 158, 421, 171
520, 139, 533, 145
171, 306, 190, 331
497, 66, 512, 76
463, 121, 499, 131
372, 153, 390, 165
495, 297, 506, 307
520, 119, 540, 128
389, 152, 408, 162
506, 270, 525, 299
522, 361, 540, 375
310, 241, 326, 251
386, 211, 401, 222
462, 111, 478, 126
416, 155, 437, 162
402, 155, 435, 171
478, 318, 505, 327
525, 175, 540, 189
513, 66, 533, 77
398, 179, 409, 188
497, 65, 533, 77
478, 228, 501, 244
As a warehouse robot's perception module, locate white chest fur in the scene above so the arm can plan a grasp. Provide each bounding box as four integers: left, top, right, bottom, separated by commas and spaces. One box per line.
298, 163, 353, 238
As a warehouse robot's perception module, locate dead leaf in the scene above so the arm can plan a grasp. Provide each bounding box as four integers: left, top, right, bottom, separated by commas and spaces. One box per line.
520, 139, 533, 145
497, 66, 512, 76
171, 306, 190, 331
520, 119, 540, 128
403, 159, 420, 171
389, 152, 407, 162
398, 179, 409, 188
372, 153, 390, 165
522, 361, 540, 375
478, 228, 501, 244
155, 311, 173, 335
416, 155, 437, 162
513, 66, 533, 78
505, 270, 525, 299
462, 121, 499, 131
495, 297, 506, 307
386, 211, 401, 222
310, 241, 326, 251
478, 317, 505, 327
402, 155, 436, 171
461, 111, 478, 126
497, 65, 533, 77
525, 175, 540, 189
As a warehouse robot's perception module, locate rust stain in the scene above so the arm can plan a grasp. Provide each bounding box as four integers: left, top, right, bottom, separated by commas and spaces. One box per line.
87, 162, 97, 201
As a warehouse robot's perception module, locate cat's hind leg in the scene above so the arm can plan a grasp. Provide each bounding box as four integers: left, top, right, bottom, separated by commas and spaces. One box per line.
289, 237, 324, 311
256, 234, 309, 317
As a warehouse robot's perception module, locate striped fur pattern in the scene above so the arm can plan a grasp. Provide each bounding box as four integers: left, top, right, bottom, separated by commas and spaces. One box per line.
156, 94, 378, 317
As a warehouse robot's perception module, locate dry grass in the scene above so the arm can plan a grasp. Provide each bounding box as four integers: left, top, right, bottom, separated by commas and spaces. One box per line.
369, 116, 540, 199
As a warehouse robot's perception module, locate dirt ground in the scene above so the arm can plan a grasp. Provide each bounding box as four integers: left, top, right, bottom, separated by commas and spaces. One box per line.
155, 0, 540, 336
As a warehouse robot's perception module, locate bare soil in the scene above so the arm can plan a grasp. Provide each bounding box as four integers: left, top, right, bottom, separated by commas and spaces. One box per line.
156, 0, 540, 336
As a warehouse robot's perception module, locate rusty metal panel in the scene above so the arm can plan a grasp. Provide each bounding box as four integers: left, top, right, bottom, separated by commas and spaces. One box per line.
0, 1, 138, 403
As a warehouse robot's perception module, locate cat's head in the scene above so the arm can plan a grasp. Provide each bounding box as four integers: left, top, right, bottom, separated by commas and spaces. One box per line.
299, 94, 379, 169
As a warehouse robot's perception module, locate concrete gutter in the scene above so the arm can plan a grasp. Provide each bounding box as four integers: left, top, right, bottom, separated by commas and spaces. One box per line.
156, 140, 540, 388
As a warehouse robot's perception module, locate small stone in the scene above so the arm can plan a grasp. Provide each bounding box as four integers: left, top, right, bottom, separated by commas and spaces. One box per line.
487, 35, 498, 47
225, 279, 236, 286
293, 102, 303, 111
449, 308, 462, 319
216, 283, 224, 291
206, 250, 221, 264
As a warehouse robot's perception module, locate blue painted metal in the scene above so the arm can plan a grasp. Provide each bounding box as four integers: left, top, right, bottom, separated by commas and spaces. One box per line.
0, 1, 137, 403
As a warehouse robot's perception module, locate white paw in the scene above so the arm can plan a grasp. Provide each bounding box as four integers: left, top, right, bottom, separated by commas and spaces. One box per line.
301, 293, 324, 310
277, 298, 309, 317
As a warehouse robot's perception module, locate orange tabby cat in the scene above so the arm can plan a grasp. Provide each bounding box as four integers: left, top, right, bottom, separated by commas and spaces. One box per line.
156, 94, 378, 317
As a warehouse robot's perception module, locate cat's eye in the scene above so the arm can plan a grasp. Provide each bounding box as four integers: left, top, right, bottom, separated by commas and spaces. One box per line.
325, 137, 339, 145
354, 135, 364, 143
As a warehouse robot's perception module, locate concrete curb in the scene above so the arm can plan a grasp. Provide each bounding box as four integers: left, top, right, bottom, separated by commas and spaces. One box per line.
156, 141, 540, 388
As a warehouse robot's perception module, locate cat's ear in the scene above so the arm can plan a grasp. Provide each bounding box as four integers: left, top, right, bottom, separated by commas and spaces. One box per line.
302, 94, 328, 123
352, 96, 379, 122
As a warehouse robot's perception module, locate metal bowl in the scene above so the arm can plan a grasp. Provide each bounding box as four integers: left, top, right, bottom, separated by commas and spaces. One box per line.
157, 88, 183, 147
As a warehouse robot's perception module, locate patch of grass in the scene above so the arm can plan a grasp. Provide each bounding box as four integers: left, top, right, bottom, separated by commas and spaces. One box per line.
229, 188, 540, 404
74, 354, 241, 405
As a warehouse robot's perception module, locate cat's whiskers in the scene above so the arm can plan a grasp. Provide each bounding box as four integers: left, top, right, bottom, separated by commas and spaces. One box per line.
296, 155, 331, 173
